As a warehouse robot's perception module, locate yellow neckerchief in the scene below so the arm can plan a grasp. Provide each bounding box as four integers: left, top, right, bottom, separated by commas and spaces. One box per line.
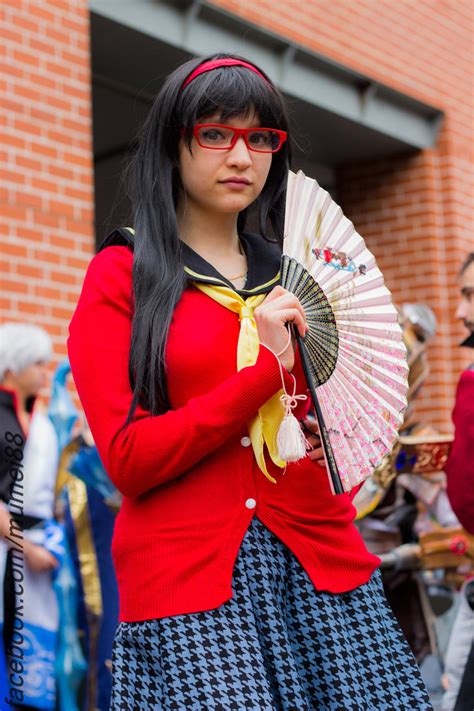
188, 279, 287, 484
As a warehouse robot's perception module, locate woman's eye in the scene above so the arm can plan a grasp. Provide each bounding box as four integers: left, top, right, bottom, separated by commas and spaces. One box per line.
248, 131, 270, 146
201, 129, 225, 142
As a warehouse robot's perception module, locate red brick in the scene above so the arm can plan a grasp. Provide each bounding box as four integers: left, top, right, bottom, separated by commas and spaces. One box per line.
1, 242, 29, 258
49, 270, 76, 285
0, 132, 26, 150
0, 26, 22, 43
14, 190, 43, 209
43, 26, 72, 45
51, 305, 75, 320
28, 37, 56, 55
31, 247, 62, 264
62, 151, 92, 168
48, 164, 75, 181
14, 155, 42, 171
31, 177, 60, 193
28, 5, 57, 24
63, 185, 92, 201
49, 234, 82, 251
16, 263, 43, 279
11, 16, 40, 34
33, 285, 62, 301
49, 200, 75, 218
31, 210, 60, 229
29, 72, 57, 91
2, 277, 28, 294
0, 168, 26, 184
12, 49, 40, 68
29, 141, 59, 159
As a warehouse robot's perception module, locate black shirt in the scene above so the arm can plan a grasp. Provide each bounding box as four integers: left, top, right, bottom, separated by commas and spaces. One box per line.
0, 387, 36, 504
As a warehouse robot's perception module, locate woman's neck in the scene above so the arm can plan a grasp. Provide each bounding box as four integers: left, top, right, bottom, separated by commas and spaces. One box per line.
177, 202, 241, 258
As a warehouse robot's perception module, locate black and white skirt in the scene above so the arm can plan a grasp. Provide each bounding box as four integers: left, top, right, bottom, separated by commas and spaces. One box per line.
110, 516, 432, 710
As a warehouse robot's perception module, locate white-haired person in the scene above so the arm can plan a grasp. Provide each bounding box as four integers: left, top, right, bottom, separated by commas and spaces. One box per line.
0, 322, 61, 711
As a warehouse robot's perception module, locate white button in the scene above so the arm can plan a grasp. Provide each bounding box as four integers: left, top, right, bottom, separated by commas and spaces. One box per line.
240, 436, 251, 447
245, 498, 257, 509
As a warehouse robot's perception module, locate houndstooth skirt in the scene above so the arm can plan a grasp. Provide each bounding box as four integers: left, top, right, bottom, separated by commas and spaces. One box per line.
110, 516, 432, 710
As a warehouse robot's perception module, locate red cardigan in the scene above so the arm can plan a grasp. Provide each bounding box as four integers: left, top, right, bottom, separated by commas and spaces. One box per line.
67, 243, 380, 622
446, 368, 474, 534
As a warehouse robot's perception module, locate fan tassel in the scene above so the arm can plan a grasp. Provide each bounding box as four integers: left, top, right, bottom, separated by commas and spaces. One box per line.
277, 392, 311, 461
261, 328, 311, 465
277, 392, 311, 462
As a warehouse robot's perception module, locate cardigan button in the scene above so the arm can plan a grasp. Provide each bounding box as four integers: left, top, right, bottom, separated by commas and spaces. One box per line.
245, 498, 257, 510
240, 436, 251, 447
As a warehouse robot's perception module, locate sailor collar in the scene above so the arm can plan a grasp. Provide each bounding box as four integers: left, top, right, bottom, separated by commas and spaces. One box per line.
181, 231, 281, 296
99, 227, 282, 296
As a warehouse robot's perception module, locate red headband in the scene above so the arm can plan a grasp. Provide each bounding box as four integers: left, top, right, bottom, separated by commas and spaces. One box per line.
180, 58, 270, 91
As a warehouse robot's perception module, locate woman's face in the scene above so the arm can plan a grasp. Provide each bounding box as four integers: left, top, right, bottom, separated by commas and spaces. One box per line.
178, 110, 273, 217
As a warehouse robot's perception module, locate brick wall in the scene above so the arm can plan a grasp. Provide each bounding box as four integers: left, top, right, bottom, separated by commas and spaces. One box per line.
212, 0, 474, 430
1, 1, 472, 430
1, 0, 94, 406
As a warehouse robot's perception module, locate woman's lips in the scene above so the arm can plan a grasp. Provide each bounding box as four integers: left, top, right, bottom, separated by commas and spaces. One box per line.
220, 180, 251, 189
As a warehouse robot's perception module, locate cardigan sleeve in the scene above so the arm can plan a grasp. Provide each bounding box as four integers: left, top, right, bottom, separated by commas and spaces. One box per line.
445, 369, 474, 534
67, 246, 309, 498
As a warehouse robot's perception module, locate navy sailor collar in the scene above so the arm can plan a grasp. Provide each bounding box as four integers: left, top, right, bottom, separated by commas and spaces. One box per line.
99, 227, 282, 296
181, 231, 281, 296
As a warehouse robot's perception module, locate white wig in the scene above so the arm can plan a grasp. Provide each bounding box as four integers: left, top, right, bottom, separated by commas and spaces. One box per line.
0, 322, 53, 382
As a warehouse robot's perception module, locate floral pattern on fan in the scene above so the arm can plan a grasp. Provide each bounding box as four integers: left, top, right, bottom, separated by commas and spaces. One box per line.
281, 169, 408, 494
312, 247, 367, 275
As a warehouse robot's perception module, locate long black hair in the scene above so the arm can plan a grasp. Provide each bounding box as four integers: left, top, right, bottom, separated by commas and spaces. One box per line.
102, 52, 293, 426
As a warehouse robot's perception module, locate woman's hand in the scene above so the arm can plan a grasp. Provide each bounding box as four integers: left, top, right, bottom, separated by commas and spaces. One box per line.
302, 415, 326, 469
254, 286, 308, 372
23, 540, 59, 573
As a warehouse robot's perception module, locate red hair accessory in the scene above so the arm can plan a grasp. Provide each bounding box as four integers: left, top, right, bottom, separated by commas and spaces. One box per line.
180, 58, 270, 92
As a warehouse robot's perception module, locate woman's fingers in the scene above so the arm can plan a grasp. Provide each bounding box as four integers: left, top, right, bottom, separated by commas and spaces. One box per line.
305, 433, 321, 449
259, 285, 286, 303
302, 416, 320, 435
277, 308, 308, 338
302, 416, 325, 467
254, 286, 309, 369
259, 288, 308, 332
307, 446, 326, 468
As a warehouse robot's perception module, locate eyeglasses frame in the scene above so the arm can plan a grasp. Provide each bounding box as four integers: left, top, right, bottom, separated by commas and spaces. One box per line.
181, 123, 288, 153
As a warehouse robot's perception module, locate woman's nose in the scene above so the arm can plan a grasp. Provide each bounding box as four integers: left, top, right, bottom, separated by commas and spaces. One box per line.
227, 136, 252, 167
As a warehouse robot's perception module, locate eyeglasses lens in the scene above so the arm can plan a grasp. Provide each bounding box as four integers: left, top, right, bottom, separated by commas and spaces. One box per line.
197, 126, 282, 152
248, 130, 281, 152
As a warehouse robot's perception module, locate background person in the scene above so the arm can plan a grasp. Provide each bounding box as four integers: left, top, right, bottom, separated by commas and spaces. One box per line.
443, 253, 474, 711
445, 253, 474, 534
0, 323, 60, 711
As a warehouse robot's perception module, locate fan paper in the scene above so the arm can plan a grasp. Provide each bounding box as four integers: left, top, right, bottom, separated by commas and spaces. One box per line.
282, 169, 408, 493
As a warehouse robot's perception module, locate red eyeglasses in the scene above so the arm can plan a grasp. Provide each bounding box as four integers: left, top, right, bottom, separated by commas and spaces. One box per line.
181, 123, 287, 153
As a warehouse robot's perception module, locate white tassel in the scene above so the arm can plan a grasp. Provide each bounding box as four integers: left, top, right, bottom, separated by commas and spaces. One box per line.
261, 326, 312, 465
277, 390, 311, 462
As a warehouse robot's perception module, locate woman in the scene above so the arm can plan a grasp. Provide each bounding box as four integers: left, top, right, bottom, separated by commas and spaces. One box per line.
67, 53, 432, 709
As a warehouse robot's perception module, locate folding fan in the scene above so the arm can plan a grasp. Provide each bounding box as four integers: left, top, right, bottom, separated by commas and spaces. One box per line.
281, 169, 409, 494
